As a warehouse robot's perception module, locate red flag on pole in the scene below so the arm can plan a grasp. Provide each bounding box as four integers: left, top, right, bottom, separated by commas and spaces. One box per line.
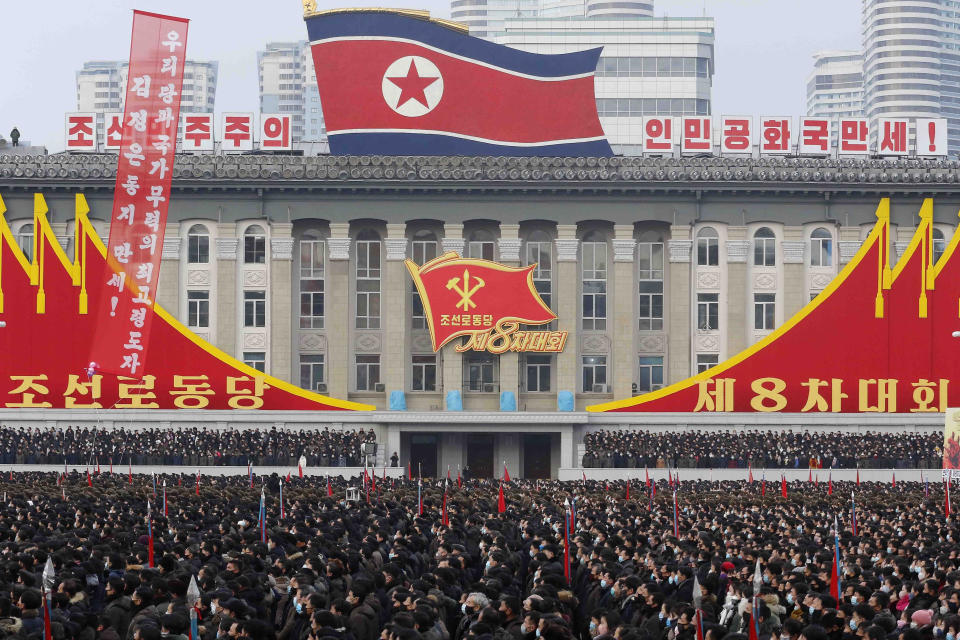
503, 463, 510, 483
177, 475, 181, 487
286, 471, 291, 482
86, 469, 92, 487
327, 475, 333, 497
195, 470, 200, 496
298, 462, 303, 479
947, 476, 952, 518
830, 516, 842, 602
625, 478, 630, 501
780, 475, 787, 498
441, 484, 449, 526
408, 462, 412, 481
856, 467, 860, 487
110, 459, 113, 475
457, 468, 462, 489
892, 472, 896, 488
808, 468, 812, 483
828, 472, 833, 496
582, 470, 587, 483
645, 467, 650, 487
748, 464, 753, 483
129, 460, 133, 485
497, 482, 506, 513
761, 471, 766, 497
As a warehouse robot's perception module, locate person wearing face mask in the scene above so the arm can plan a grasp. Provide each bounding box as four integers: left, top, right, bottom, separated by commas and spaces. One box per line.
519, 613, 540, 640
456, 593, 490, 640
127, 586, 161, 640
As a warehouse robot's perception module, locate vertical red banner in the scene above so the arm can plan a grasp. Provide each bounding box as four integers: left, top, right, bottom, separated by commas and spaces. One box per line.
89, 11, 189, 376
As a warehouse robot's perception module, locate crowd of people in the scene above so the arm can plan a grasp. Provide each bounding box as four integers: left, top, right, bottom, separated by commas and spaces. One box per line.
581, 429, 942, 469
0, 427, 378, 467
0, 473, 955, 640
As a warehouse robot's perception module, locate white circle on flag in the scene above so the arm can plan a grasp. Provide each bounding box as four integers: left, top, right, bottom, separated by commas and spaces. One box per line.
381, 56, 444, 118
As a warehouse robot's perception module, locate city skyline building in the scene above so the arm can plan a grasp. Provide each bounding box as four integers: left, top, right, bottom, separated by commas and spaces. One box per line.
805, 50, 864, 121
257, 41, 325, 143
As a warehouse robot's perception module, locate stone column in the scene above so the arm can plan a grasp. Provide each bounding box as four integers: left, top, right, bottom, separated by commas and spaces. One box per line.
725, 228, 749, 356
611, 225, 636, 400
215, 225, 238, 357
327, 223, 351, 401
498, 224, 521, 406
158, 223, 180, 318
667, 227, 692, 381
383, 223, 409, 401
269, 224, 294, 383
441, 224, 465, 408
555, 225, 579, 396
781, 229, 806, 320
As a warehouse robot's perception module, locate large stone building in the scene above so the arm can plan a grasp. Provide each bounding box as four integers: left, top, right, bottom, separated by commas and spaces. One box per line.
0, 153, 951, 477
257, 42, 325, 143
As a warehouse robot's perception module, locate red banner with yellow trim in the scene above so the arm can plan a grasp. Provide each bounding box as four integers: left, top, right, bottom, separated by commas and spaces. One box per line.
406, 253, 565, 353
590, 198, 960, 414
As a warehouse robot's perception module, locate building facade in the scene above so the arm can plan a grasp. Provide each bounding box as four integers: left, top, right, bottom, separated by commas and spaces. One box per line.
806, 50, 864, 121
0, 153, 953, 477
76, 59, 219, 144
258, 41, 325, 143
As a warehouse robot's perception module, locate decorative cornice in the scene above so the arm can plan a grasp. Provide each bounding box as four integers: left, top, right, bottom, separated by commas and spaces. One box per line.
838, 240, 861, 263
216, 237, 238, 260
668, 240, 692, 263
554, 239, 579, 262
498, 238, 522, 262
270, 237, 295, 261
781, 241, 805, 264
726, 240, 750, 263
441, 237, 465, 255
384, 237, 408, 261
162, 237, 181, 261
612, 238, 636, 263
4, 154, 959, 189
894, 241, 910, 259
327, 237, 351, 261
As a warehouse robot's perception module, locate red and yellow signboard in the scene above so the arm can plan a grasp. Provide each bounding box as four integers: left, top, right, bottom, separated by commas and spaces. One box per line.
590, 198, 960, 414
0, 194, 370, 411
406, 253, 567, 353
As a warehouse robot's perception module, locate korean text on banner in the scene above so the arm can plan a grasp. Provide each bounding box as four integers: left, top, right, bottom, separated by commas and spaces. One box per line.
89, 11, 189, 377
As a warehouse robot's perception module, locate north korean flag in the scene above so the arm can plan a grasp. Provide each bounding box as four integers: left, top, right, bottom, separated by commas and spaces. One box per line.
304, 9, 612, 156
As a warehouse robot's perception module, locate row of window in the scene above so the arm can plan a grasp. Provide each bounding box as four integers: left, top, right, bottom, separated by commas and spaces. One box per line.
696, 292, 775, 332
292, 352, 670, 394
596, 98, 711, 118
595, 57, 711, 78
186, 290, 265, 329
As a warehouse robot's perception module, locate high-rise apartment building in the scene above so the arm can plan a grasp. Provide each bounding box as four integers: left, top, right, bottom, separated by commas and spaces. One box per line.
76, 60, 218, 143
805, 51, 864, 120
258, 41, 325, 143
484, 0, 714, 154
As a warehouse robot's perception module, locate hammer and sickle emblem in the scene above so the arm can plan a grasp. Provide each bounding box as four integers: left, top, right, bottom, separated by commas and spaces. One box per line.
446, 269, 485, 310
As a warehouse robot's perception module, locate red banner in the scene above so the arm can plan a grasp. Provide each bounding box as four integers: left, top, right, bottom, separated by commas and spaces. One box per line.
405, 253, 561, 352
590, 198, 960, 414
89, 11, 189, 377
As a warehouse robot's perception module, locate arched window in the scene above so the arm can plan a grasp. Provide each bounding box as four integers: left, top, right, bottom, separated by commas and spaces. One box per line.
753, 227, 776, 267
187, 224, 210, 264
299, 230, 324, 329
17, 223, 33, 261
356, 229, 381, 329
637, 230, 664, 331
696, 226, 718, 266
243, 224, 266, 264
466, 229, 495, 260
933, 227, 946, 264
810, 227, 833, 267
525, 229, 553, 307
411, 230, 438, 329
582, 230, 607, 330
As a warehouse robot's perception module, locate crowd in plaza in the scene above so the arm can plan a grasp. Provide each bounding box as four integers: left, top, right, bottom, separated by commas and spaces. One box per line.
581, 429, 942, 469
0, 473, 955, 640
0, 426, 378, 467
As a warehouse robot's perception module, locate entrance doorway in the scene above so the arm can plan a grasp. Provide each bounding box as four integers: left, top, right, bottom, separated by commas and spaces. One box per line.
466, 434, 495, 478
409, 434, 438, 478
522, 434, 552, 479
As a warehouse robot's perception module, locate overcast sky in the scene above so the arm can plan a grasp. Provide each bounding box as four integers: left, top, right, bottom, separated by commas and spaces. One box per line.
1, 0, 862, 151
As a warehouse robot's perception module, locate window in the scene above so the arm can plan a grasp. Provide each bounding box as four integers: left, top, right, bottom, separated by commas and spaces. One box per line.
697, 227, 719, 266
17, 223, 33, 261
463, 353, 498, 392
355, 354, 381, 391
582, 356, 607, 392
524, 354, 552, 392
810, 227, 833, 267
244, 225, 266, 264
697, 293, 719, 330
637, 239, 664, 331
356, 231, 381, 329
525, 233, 553, 308
638, 356, 664, 393
244, 351, 266, 373
696, 354, 718, 373
753, 227, 776, 267
244, 291, 266, 327
412, 355, 437, 391
299, 354, 324, 390
188, 224, 210, 264
934, 228, 946, 264
466, 231, 495, 260
411, 233, 438, 329
299, 236, 324, 329
582, 233, 607, 330
754, 293, 775, 330
187, 290, 209, 328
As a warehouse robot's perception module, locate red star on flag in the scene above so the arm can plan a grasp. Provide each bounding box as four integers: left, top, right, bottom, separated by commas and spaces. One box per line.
387, 59, 439, 109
